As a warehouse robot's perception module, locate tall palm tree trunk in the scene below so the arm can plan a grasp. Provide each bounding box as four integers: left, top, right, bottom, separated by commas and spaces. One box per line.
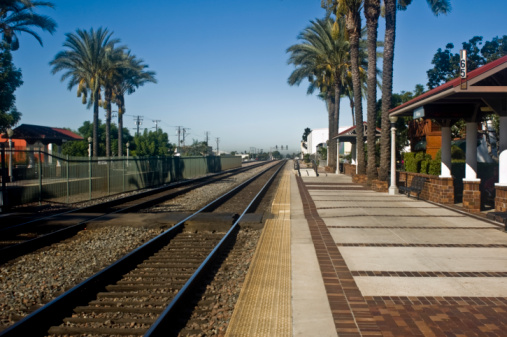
93, 89, 100, 157
365, 0, 380, 181
105, 98, 112, 157
347, 13, 365, 175
327, 95, 336, 169
379, 0, 397, 181
350, 98, 355, 126
118, 113, 123, 157
331, 82, 342, 171
117, 95, 125, 157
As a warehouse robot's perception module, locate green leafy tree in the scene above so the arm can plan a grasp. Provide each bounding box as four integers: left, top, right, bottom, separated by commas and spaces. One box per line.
272, 150, 282, 159
0, 44, 22, 132
50, 27, 124, 157
181, 139, 209, 156
376, 84, 424, 161
302, 127, 311, 142
0, 0, 56, 51
481, 35, 507, 63
131, 128, 172, 157
61, 120, 132, 157
427, 35, 507, 89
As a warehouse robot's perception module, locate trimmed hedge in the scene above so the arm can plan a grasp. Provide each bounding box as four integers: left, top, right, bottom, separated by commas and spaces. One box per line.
405, 145, 466, 176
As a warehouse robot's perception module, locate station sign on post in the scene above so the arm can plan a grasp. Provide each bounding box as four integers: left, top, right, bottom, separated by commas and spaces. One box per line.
413, 106, 425, 119
460, 49, 467, 90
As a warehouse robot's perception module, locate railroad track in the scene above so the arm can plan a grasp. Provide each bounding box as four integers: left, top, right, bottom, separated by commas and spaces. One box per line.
0, 161, 269, 265
0, 160, 285, 337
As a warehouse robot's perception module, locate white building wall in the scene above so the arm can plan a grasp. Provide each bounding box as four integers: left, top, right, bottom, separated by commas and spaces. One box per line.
307, 128, 328, 155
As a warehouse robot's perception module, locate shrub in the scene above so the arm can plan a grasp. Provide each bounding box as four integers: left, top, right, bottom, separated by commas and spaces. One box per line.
434, 145, 465, 161
403, 152, 417, 172
303, 153, 310, 163
428, 159, 441, 176
404, 152, 432, 173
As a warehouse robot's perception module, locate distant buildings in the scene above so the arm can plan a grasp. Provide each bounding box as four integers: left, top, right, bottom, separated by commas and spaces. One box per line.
301, 127, 353, 158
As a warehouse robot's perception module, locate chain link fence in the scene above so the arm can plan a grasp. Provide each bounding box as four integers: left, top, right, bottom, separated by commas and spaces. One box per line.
0, 145, 241, 208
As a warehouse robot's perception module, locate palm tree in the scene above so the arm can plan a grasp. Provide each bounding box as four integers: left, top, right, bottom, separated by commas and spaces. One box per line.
287, 18, 350, 171
0, 0, 56, 50
99, 47, 130, 157
50, 27, 123, 157
365, 0, 380, 181
112, 51, 156, 156
338, 0, 366, 175
378, 0, 451, 181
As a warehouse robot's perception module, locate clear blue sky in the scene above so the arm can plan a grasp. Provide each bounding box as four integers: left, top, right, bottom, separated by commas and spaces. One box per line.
11, 0, 507, 153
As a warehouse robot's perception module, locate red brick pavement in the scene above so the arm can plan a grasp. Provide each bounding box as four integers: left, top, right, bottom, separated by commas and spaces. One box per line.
295, 176, 507, 337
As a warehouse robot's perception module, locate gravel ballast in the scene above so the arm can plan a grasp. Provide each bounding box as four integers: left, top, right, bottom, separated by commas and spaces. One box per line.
0, 162, 276, 332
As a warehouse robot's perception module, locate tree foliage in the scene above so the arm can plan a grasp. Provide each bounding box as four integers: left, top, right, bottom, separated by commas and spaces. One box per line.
427, 35, 507, 89
50, 27, 127, 157
180, 139, 209, 156
131, 128, 172, 157
61, 120, 132, 157
302, 127, 311, 142
0, 44, 22, 132
0, 0, 57, 51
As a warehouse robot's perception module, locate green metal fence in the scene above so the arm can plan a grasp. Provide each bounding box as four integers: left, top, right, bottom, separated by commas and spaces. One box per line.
0, 148, 242, 207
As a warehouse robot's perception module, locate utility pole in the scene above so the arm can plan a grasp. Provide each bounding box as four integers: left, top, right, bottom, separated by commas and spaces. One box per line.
204, 131, 210, 145
133, 115, 143, 136
176, 126, 182, 153
181, 128, 189, 147
152, 120, 161, 132
174, 126, 188, 154
215, 137, 220, 156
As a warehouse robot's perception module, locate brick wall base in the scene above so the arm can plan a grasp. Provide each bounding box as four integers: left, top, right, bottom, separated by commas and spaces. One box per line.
343, 164, 356, 176
352, 174, 368, 184
398, 172, 454, 204
463, 180, 481, 213
495, 186, 507, 212
428, 176, 454, 204
371, 179, 389, 192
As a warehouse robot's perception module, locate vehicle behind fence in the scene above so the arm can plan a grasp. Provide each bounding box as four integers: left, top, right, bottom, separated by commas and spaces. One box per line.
0, 146, 241, 207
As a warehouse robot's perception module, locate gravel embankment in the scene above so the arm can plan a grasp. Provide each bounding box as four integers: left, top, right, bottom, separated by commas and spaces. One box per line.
0, 162, 275, 332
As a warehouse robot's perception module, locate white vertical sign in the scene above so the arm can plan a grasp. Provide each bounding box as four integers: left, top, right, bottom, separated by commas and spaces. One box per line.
460, 49, 467, 89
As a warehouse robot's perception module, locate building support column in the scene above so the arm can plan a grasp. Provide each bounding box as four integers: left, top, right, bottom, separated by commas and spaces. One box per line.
440, 125, 452, 178
389, 116, 398, 195
463, 122, 481, 212
495, 115, 507, 211
336, 139, 341, 174
351, 143, 357, 164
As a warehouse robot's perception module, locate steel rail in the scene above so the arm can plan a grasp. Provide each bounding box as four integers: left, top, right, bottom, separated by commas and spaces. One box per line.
0, 162, 267, 265
145, 160, 285, 336
0, 160, 284, 337
0, 161, 265, 233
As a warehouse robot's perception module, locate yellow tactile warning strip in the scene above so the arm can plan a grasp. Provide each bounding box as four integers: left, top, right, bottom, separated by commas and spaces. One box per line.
225, 165, 292, 337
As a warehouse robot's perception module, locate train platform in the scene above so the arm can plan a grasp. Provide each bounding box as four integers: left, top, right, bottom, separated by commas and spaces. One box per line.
226, 163, 507, 336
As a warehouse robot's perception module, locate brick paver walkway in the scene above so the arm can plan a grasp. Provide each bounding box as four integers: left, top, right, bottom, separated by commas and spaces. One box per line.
296, 174, 507, 337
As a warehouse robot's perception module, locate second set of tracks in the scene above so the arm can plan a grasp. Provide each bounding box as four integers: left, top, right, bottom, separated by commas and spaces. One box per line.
0, 161, 268, 265
1, 160, 286, 336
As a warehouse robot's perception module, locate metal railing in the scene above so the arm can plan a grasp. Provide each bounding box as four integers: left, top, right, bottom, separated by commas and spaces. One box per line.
0, 148, 242, 208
